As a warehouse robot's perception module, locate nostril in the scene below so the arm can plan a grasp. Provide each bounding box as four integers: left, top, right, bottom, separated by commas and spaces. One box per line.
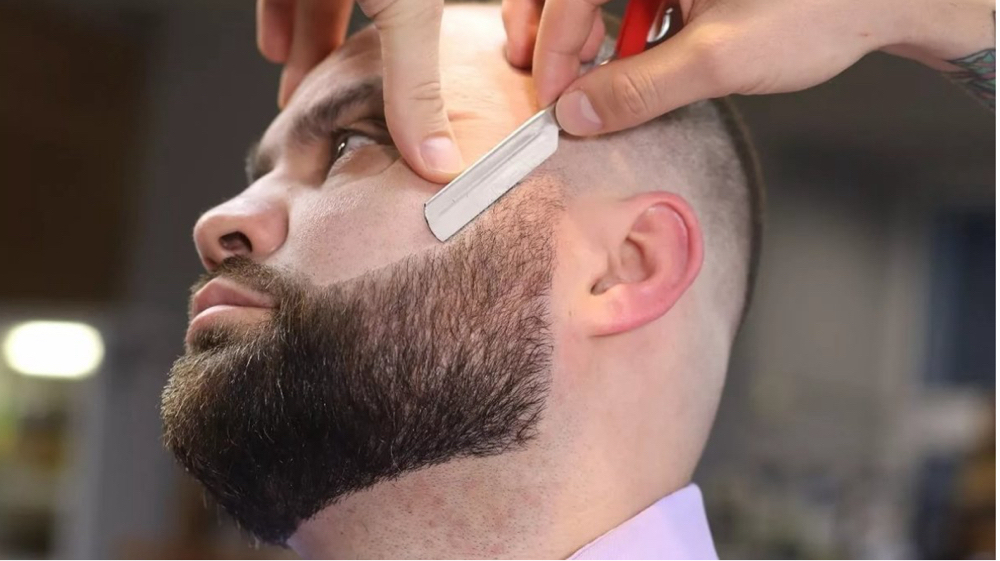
219, 231, 253, 256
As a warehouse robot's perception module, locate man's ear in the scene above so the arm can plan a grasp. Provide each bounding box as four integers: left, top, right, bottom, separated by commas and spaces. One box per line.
583, 192, 703, 336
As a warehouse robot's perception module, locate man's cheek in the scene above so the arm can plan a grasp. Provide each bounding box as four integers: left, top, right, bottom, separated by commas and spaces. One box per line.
286, 184, 440, 286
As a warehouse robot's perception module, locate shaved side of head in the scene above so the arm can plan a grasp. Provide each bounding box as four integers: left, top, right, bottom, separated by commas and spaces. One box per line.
551, 30, 764, 335
552, 97, 763, 335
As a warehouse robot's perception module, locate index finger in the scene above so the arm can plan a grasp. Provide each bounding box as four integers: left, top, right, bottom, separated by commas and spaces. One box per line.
362, 0, 464, 181
278, 0, 354, 107
257, 0, 295, 63
532, 0, 611, 105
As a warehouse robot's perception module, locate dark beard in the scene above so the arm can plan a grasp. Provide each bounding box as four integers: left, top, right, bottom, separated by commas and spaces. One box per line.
160, 206, 556, 545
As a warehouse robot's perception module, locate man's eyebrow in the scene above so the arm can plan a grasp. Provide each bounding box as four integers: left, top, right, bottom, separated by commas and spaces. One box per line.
292, 79, 383, 144
244, 78, 384, 184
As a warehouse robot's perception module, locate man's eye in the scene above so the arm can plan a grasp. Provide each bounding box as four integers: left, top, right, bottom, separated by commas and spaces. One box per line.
331, 131, 377, 168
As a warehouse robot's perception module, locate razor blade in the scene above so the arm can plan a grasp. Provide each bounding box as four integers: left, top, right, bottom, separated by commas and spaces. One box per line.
423, 0, 682, 242
423, 105, 560, 241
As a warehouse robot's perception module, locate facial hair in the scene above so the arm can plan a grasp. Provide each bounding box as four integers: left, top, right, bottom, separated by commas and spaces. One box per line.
160, 203, 557, 545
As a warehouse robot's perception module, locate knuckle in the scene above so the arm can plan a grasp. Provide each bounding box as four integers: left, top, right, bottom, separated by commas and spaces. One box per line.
392, 78, 446, 113
609, 70, 659, 121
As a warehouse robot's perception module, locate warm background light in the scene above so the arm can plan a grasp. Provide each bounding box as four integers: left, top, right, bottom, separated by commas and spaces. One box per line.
2, 321, 104, 379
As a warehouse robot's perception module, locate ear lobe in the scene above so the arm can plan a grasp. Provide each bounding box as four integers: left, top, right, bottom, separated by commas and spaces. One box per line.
589, 193, 703, 336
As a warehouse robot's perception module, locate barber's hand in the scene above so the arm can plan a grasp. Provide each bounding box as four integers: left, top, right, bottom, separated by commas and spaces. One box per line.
257, 0, 464, 182
504, 0, 996, 136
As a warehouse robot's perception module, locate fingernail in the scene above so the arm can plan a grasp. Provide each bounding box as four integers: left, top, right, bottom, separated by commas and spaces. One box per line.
556, 90, 603, 136
420, 135, 464, 175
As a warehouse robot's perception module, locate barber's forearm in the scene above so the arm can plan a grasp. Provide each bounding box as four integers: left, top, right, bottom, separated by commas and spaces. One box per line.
883, 0, 995, 108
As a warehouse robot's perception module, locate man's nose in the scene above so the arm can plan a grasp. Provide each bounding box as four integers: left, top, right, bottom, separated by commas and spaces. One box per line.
193, 195, 288, 271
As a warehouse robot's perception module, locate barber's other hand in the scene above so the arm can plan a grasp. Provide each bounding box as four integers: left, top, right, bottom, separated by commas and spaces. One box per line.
257, 0, 464, 182
505, 0, 995, 136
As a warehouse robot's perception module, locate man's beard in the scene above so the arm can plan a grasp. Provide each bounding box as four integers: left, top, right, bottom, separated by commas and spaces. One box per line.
160, 205, 557, 545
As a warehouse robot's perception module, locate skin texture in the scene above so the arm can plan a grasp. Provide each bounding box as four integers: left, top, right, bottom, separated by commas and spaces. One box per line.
192, 5, 736, 558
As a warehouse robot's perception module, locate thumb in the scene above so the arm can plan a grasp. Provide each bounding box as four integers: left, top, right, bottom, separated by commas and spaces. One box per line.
363, 0, 464, 182
554, 28, 722, 136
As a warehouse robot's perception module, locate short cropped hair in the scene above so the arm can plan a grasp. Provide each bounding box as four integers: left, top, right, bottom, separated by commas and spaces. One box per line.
580, 34, 764, 329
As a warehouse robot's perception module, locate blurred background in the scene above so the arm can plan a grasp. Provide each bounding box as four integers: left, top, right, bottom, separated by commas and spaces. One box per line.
0, 0, 994, 558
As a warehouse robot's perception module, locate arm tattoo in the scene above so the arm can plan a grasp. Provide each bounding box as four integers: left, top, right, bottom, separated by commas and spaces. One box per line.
944, 10, 995, 109
946, 48, 996, 108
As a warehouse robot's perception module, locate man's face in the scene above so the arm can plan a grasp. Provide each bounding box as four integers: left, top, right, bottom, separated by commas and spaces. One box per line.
193, 7, 539, 284
162, 6, 566, 545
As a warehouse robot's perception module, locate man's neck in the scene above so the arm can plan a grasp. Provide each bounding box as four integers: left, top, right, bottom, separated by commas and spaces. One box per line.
286, 360, 709, 560
288, 438, 676, 559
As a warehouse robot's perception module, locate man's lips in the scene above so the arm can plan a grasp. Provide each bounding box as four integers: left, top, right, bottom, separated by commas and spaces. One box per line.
186, 277, 275, 342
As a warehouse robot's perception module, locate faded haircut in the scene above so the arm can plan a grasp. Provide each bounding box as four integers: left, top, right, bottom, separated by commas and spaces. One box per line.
583, 33, 764, 330
649, 97, 763, 330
